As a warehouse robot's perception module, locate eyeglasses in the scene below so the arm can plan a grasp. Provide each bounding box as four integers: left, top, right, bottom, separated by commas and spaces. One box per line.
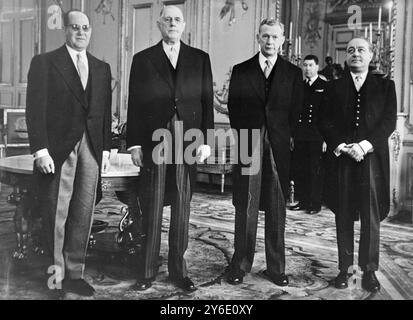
67, 24, 91, 32
161, 17, 183, 24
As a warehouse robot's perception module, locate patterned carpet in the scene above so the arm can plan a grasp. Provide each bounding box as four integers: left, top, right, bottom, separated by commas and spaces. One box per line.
0, 185, 413, 300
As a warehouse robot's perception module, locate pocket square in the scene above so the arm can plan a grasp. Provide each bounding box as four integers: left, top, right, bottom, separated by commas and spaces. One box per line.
315, 89, 324, 93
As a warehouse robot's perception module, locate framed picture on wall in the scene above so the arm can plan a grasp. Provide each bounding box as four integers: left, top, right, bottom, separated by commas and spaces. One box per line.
3, 109, 29, 147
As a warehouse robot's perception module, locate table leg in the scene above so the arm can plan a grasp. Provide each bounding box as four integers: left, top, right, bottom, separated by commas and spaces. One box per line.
8, 187, 31, 260
115, 191, 145, 256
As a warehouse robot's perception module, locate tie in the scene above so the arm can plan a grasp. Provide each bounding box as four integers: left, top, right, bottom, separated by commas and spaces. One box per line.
168, 46, 178, 69
354, 75, 362, 92
77, 53, 88, 90
264, 60, 272, 79
305, 79, 311, 87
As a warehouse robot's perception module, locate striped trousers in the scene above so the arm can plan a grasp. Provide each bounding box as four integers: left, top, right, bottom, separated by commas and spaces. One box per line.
138, 115, 191, 280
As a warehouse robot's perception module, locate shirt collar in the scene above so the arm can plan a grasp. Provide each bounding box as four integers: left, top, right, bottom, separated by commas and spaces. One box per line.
350, 71, 368, 83
66, 44, 87, 61
306, 75, 319, 86
162, 41, 181, 55
259, 52, 277, 71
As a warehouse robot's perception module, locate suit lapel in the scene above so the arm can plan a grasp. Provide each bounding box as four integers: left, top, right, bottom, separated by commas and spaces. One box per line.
339, 73, 352, 116
87, 53, 101, 112
51, 46, 88, 110
363, 72, 378, 115
147, 41, 174, 92
175, 42, 191, 95
246, 54, 265, 104
312, 77, 321, 89
267, 56, 286, 106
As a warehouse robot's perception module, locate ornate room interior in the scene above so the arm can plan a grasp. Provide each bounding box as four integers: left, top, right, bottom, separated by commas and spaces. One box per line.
0, 0, 412, 300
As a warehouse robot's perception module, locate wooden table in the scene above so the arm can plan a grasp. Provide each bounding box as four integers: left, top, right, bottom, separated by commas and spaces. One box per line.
0, 154, 140, 260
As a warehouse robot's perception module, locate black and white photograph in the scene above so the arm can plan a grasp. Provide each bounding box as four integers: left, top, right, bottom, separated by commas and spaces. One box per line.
0, 0, 412, 305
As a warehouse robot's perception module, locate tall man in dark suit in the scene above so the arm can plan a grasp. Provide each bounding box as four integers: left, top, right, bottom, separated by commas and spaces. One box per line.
127, 5, 214, 292
320, 38, 397, 292
291, 55, 327, 214
227, 19, 303, 286
26, 10, 112, 297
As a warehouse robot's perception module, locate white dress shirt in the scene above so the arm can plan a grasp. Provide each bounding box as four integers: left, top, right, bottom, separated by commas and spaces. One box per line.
162, 41, 181, 69
66, 44, 89, 80
350, 71, 368, 91
258, 52, 277, 74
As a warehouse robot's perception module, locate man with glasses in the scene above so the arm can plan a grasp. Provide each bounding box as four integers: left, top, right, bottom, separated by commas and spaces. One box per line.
126, 5, 213, 292
26, 10, 112, 297
320, 38, 397, 292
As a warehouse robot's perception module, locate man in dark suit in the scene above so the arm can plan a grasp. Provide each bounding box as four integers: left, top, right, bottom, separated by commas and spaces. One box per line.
26, 10, 112, 297
126, 5, 214, 292
291, 55, 327, 214
227, 19, 303, 286
320, 38, 397, 292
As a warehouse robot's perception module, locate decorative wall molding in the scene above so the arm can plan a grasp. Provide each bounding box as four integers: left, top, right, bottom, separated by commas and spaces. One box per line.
218, 0, 249, 26
275, 0, 282, 21
95, 0, 116, 24
391, 130, 402, 162
390, 0, 397, 80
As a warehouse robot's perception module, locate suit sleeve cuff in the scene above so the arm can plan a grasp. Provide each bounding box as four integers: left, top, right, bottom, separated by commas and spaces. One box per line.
34, 149, 49, 160
103, 151, 110, 158
358, 140, 373, 155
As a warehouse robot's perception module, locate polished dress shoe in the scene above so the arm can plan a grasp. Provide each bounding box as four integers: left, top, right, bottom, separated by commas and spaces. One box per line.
132, 279, 153, 291
172, 277, 197, 292
264, 270, 289, 287
227, 274, 244, 285
63, 279, 95, 297
362, 271, 381, 293
290, 203, 309, 211
334, 272, 349, 289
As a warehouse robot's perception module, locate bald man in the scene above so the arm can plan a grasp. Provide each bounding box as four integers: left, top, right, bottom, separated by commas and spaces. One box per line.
320, 38, 397, 292
126, 6, 214, 292
26, 10, 112, 297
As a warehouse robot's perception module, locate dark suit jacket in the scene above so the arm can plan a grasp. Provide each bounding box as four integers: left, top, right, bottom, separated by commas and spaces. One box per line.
294, 77, 327, 142
320, 72, 397, 220
228, 54, 304, 201
126, 41, 214, 186
26, 45, 112, 169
